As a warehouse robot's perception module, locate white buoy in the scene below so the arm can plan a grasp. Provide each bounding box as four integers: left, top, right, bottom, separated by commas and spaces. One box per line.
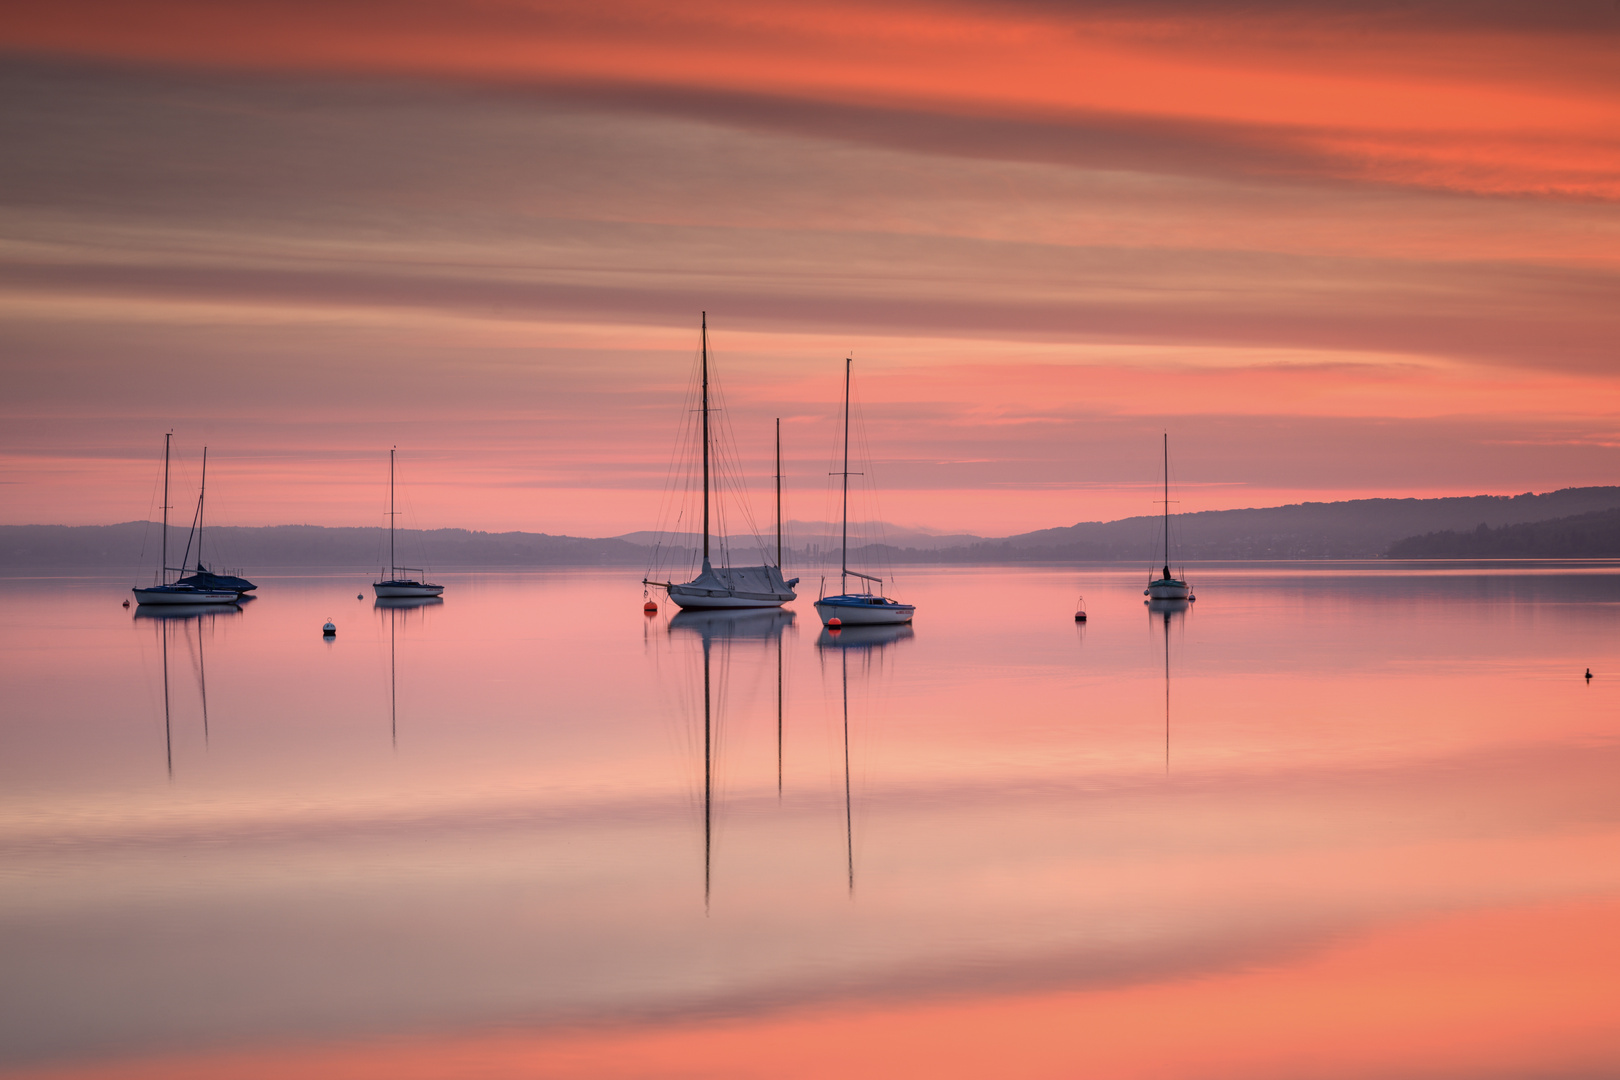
322, 620, 336, 636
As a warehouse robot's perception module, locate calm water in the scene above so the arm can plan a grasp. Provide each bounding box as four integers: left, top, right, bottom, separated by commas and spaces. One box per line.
4, 565, 1620, 1078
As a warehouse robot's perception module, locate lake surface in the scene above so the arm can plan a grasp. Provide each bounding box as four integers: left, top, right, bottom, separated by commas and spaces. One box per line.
4, 564, 1620, 1079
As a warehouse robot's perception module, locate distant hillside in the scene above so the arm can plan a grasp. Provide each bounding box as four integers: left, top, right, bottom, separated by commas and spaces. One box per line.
9, 486, 1620, 570
1387, 507, 1620, 558
938, 487, 1620, 562
619, 520, 984, 553
0, 524, 648, 570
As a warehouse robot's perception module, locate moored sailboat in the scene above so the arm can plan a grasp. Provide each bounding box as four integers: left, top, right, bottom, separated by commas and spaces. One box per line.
1145, 433, 1193, 601
373, 448, 444, 598
643, 314, 798, 610
132, 434, 240, 607
173, 447, 257, 595
813, 357, 914, 627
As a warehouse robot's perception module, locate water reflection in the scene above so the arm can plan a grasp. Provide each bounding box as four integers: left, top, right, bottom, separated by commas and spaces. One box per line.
667, 608, 795, 907
1148, 598, 1189, 772
134, 603, 239, 776
376, 595, 442, 746
12, 569, 1620, 1075
817, 622, 911, 894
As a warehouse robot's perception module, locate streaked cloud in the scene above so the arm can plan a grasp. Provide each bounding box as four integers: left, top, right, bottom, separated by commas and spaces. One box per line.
1, 2, 1618, 532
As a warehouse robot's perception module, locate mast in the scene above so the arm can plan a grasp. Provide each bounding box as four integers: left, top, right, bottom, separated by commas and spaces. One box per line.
161, 432, 172, 585
841, 357, 851, 593
701, 312, 710, 564
197, 446, 207, 571
389, 447, 396, 577
1162, 432, 1170, 577
775, 417, 782, 568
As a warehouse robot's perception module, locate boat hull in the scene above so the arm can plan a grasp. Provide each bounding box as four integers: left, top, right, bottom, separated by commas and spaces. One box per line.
1145, 579, 1192, 600
668, 585, 791, 610
814, 596, 915, 625
373, 581, 445, 598
132, 586, 240, 606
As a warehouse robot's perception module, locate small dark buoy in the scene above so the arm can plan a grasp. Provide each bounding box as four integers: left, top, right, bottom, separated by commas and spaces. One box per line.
322, 619, 336, 637
1586, 668, 1593, 681
122, 598, 131, 608
644, 600, 658, 614
1074, 610, 1086, 622
357, 593, 363, 600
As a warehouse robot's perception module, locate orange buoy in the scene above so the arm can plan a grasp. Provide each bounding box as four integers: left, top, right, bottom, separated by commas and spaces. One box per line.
644, 600, 658, 614
1074, 611, 1086, 621
827, 617, 842, 628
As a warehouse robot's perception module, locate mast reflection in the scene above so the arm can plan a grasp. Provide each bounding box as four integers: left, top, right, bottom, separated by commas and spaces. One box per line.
375, 595, 441, 747
816, 623, 913, 895
1147, 597, 1190, 773
135, 602, 241, 777
668, 608, 795, 908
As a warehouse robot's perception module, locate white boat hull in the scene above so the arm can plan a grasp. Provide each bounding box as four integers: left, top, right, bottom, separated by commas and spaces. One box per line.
814, 600, 915, 625
132, 587, 239, 606
373, 582, 444, 598
668, 585, 791, 610
1145, 579, 1192, 600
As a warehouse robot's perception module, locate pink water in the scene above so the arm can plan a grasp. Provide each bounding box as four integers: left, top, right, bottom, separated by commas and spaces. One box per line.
3, 565, 1620, 1078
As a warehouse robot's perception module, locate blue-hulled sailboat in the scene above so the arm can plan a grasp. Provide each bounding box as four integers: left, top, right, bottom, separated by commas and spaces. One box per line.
813, 357, 914, 627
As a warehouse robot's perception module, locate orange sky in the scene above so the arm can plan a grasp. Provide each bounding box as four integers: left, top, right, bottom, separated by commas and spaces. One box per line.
2, 1, 1618, 534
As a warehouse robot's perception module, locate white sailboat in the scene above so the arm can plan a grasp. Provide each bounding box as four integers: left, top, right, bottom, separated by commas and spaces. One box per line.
644, 313, 798, 610
813, 357, 915, 627
373, 448, 444, 598
1145, 433, 1194, 601
132, 434, 240, 607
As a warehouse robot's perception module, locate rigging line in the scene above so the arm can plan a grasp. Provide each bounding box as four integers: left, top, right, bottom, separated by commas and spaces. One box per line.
652, 343, 706, 575
646, 334, 704, 578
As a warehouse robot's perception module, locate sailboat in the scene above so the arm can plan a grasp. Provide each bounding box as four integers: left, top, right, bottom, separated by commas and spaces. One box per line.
813, 357, 915, 626
132, 434, 240, 606
373, 448, 444, 598
173, 447, 257, 595
643, 314, 798, 610
1145, 433, 1193, 601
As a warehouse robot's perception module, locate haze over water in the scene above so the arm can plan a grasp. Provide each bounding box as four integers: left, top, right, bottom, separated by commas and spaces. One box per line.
4, 564, 1619, 1078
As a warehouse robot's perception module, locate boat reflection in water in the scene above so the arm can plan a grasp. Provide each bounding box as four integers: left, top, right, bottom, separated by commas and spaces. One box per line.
667, 607, 796, 907
1147, 597, 1190, 772
816, 621, 913, 893
134, 601, 240, 776
376, 595, 443, 746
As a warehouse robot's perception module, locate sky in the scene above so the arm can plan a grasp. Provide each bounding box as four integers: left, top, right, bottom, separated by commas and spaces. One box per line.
3, 0, 1619, 537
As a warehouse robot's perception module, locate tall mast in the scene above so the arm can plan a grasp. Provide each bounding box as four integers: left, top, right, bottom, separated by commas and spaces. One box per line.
197, 446, 207, 570
775, 417, 782, 568
701, 312, 710, 564
161, 432, 171, 585
389, 447, 396, 576
1163, 432, 1170, 572
840, 357, 851, 592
